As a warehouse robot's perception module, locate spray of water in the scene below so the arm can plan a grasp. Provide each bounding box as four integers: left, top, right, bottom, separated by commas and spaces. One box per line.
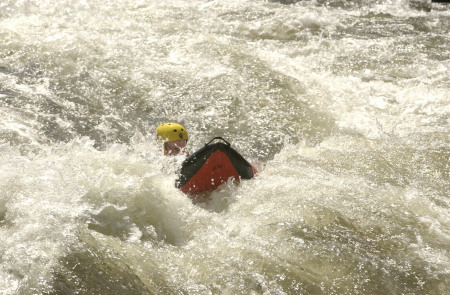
1, 0, 449, 294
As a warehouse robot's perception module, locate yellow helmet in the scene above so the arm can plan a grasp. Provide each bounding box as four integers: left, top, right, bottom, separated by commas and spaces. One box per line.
156, 123, 188, 153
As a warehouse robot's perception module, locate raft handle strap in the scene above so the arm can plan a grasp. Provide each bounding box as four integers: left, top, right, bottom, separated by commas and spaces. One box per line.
205, 137, 231, 146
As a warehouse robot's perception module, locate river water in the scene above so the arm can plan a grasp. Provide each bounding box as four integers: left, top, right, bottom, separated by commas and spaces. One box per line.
1, 0, 449, 294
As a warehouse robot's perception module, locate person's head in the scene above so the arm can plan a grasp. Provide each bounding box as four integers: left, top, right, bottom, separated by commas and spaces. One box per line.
156, 122, 188, 155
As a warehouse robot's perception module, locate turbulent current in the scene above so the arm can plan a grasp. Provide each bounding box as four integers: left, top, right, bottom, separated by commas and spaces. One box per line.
0, 0, 449, 294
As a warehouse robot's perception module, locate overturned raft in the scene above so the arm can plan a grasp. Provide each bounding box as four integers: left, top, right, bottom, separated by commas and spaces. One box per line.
177, 137, 256, 194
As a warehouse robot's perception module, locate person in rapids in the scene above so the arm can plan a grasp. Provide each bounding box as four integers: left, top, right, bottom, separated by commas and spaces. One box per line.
156, 121, 264, 170
156, 122, 189, 156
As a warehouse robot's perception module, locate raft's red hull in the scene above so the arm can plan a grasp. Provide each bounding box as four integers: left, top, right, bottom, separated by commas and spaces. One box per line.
177, 138, 256, 194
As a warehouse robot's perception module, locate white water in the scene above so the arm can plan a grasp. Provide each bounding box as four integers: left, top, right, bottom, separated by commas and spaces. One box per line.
1, 0, 449, 294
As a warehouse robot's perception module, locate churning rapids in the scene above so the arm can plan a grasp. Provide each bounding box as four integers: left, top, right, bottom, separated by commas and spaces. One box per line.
1, 0, 449, 294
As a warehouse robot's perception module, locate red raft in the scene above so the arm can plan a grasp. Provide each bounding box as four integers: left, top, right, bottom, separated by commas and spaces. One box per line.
177, 137, 256, 194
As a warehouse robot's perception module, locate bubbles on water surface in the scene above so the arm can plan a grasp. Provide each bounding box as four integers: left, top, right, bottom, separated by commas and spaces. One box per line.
0, 0, 449, 294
